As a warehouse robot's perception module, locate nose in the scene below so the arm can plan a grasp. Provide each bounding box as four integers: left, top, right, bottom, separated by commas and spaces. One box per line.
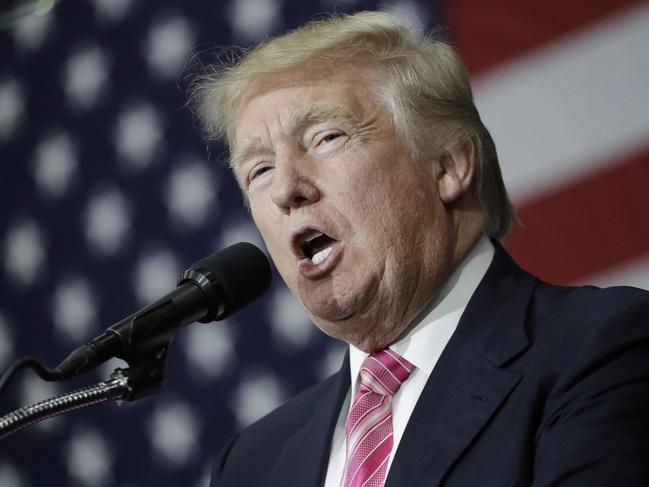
270, 155, 320, 211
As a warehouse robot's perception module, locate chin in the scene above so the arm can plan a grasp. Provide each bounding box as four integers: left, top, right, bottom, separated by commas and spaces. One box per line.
301, 277, 371, 322
306, 298, 356, 324
306, 294, 380, 344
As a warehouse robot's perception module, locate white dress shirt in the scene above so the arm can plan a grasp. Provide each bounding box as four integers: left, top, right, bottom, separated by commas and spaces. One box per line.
323, 236, 495, 487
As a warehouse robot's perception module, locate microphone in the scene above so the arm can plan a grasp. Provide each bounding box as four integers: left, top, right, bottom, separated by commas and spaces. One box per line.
54, 242, 271, 380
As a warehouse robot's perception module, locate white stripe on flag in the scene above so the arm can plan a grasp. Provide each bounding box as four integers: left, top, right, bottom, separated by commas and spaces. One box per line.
473, 2, 649, 204
578, 253, 649, 291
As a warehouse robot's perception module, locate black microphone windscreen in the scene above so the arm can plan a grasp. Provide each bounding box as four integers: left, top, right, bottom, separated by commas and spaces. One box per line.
187, 242, 272, 320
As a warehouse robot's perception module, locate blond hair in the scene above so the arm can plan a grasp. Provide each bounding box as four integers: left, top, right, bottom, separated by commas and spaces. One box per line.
190, 11, 514, 239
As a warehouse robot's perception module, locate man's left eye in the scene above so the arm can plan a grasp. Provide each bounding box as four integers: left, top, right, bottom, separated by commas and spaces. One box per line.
319, 132, 343, 144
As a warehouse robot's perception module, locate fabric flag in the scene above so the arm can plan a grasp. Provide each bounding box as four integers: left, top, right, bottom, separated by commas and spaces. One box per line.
0, 1, 646, 486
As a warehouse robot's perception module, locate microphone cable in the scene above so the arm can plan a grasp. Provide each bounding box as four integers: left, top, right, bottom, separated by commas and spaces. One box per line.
0, 356, 62, 398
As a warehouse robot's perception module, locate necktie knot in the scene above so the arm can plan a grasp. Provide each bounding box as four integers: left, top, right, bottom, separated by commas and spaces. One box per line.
359, 349, 415, 396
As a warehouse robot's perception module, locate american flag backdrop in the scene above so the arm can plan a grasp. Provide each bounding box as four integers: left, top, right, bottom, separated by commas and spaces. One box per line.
0, 0, 647, 486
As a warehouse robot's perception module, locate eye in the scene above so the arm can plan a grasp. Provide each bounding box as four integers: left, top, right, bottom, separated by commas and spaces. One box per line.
311, 131, 348, 157
248, 163, 273, 185
321, 132, 342, 143
318, 132, 343, 145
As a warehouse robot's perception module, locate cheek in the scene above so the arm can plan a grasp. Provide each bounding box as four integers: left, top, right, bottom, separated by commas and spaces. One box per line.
251, 205, 282, 254
358, 172, 417, 227
250, 203, 297, 278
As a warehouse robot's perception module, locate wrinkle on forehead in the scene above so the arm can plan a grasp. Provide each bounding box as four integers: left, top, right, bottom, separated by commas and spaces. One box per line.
229, 63, 386, 156
230, 102, 367, 171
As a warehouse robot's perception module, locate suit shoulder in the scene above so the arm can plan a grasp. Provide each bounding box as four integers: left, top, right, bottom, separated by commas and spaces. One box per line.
222, 371, 343, 461
524, 281, 649, 379
533, 281, 649, 330
211, 371, 345, 486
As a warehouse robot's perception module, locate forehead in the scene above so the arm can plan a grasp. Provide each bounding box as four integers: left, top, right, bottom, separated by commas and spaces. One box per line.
234, 63, 381, 135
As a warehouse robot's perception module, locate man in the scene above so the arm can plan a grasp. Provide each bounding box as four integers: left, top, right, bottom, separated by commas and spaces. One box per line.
191, 11, 649, 487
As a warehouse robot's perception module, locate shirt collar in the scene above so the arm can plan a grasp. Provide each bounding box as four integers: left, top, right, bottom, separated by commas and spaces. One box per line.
348, 235, 495, 384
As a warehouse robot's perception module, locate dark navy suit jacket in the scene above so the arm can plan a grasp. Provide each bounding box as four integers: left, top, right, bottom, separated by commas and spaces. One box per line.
211, 245, 649, 486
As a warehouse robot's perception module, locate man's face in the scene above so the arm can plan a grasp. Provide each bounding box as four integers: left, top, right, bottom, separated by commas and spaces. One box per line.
232, 63, 455, 351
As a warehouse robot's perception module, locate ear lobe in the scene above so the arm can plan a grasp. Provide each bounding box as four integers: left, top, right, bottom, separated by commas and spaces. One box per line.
437, 141, 476, 204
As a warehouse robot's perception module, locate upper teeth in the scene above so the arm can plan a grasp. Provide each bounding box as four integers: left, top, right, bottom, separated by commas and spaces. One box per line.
311, 247, 332, 265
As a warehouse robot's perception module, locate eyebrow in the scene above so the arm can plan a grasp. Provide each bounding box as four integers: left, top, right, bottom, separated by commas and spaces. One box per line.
229, 138, 267, 172
230, 104, 361, 171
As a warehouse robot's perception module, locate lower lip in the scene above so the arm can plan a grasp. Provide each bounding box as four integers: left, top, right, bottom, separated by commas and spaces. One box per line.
297, 242, 344, 279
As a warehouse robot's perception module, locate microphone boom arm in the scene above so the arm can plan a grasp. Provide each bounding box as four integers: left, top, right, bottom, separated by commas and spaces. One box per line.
0, 350, 172, 440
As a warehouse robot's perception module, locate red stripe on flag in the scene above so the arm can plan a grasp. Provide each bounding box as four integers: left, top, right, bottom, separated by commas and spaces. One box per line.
444, 0, 642, 74
504, 149, 649, 284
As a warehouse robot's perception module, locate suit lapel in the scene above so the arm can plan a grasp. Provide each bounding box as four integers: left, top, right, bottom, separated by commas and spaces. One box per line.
268, 354, 350, 486
387, 244, 536, 487
386, 341, 523, 487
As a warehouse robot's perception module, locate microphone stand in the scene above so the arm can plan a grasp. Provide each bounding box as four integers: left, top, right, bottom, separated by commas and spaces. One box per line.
0, 343, 170, 440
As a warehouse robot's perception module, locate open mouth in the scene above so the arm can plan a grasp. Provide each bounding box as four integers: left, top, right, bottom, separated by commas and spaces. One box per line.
297, 230, 337, 265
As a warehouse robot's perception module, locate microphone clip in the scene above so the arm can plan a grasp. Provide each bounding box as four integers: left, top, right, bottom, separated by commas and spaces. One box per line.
113, 342, 170, 403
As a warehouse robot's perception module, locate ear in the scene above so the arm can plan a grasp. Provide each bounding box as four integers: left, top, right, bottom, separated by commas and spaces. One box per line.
437, 141, 476, 204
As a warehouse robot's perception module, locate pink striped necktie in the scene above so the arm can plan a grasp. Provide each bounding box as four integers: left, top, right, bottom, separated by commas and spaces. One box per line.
342, 349, 415, 487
